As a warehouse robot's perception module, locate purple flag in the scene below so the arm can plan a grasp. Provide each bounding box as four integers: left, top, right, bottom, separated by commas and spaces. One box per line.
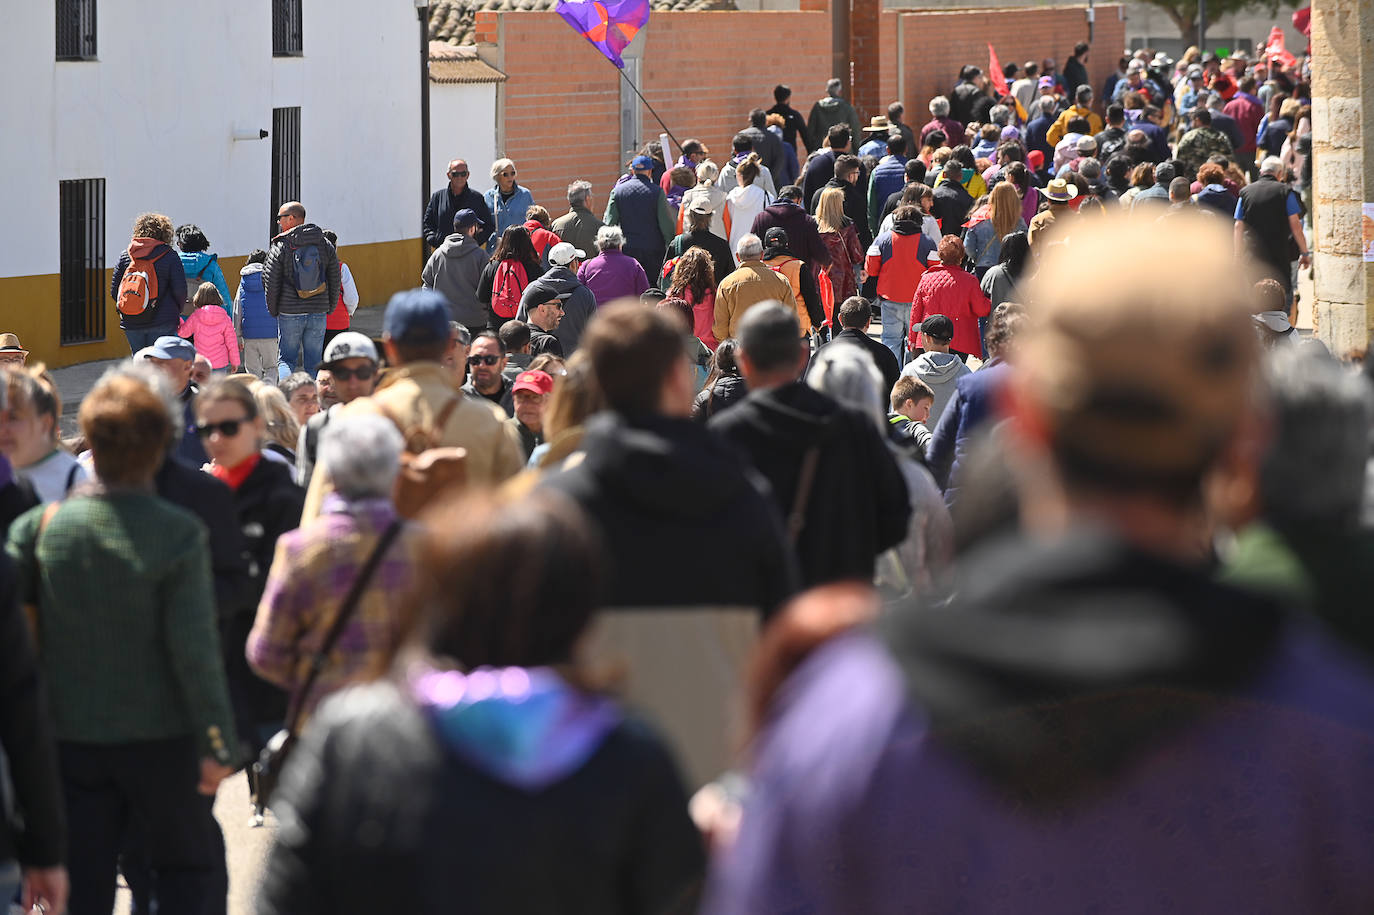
555, 0, 650, 69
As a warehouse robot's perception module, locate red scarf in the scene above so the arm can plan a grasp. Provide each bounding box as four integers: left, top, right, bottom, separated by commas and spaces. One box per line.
209, 452, 261, 491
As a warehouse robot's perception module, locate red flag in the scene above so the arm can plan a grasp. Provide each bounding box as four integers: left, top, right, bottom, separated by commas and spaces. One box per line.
988, 43, 1009, 96
1292, 7, 1310, 38
1264, 26, 1297, 70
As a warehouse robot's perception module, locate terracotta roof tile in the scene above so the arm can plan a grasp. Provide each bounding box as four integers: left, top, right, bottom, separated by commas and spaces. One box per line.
428, 0, 737, 47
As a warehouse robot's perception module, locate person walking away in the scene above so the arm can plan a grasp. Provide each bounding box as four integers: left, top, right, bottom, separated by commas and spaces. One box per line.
710, 302, 910, 588
807, 78, 861, 143
1, 368, 86, 504
422, 208, 490, 339
321, 230, 360, 349
1234, 156, 1310, 304
900, 313, 970, 425
760, 228, 825, 339
713, 234, 797, 343
175, 224, 233, 318
868, 134, 910, 238
551, 180, 604, 256
576, 226, 649, 307
815, 186, 863, 307
825, 295, 900, 394
483, 159, 535, 251
477, 227, 545, 332
665, 200, 734, 296
749, 185, 831, 280
255, 492, 705, 915
265, 201, 340, 377
295, 332, 380, 487
6, 367, 238, 915
692, 338, 748, 421
725, 156, 771, 262
111, 212, 187, 353
910, 236, 990, 362
179, 283, 241, 376
423, 157, 494, 251
249, 413, 419, 728
677, 162, 730, 240
963, 183, 1026, 280
768, 84, 814, 154
196, 379, 304, 761
518, 242, 597, 355
867, 204, 938, 362
234, 249, 278, 384
604, 154, 676, 281
666, 247, 721, 350
801, 126, 851, 217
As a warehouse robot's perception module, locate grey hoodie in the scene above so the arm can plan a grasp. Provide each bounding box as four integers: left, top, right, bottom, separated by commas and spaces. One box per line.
422, 232, 488, 328
902, 351, 971, 424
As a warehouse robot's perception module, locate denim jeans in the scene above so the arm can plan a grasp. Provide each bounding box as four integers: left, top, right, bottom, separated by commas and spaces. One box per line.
123, 326, 173, 354
879, 297, 911, 364
277, 313, 327, 377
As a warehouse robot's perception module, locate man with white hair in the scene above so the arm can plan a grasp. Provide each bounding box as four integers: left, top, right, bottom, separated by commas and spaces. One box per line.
807, 78, 861, 144
576, 225, 650, 307
1234, 156, 1310, 302
249, 412, 420, 721
713, 236, 798, 342
551, 180, 604, 257
920, 96, 964, 148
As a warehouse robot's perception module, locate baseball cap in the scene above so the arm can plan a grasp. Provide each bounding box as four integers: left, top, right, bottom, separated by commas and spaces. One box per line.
688, 198, 716, 214
631, 154, 654, 170
140, 336, 196, 361
1076, 135, 1098, 154
321, 331, 379, 366
1037, 75, 1055, 88
918, 314, 954, 342
1187, 65, 1204, 79
764, 227, 789, 246
383, 288, 452, 346
453, 208, 485, 232
1001, 125, 1021, 141
511, 370, 555, 396
547, 241, 586, 267
1020, 212, 1260, 491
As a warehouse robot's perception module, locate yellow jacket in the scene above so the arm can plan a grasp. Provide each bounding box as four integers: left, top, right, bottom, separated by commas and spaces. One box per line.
713, 260, 798, 342
1046, 105, 1105, 148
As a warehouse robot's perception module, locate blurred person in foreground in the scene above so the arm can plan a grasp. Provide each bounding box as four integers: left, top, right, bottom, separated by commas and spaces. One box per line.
7, 365, 238, 915
541, 304, 796, 785
704, 212, 1374, 914
257, 493, 704, 915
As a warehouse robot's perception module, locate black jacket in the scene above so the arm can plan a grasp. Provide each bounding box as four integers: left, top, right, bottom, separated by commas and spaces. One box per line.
423, 184, 494, 250
932, 180, 975, 235
710, 382, 910, 588
529, 327, 563, 358
766, 102, 813, 153
0, 552, 65, 869
750, 201, 832, 273
0, 475, 39, 540
665, 231, 735, 294
256, 682, 705, 915
542, 412, 797, 616
742, 126, 787, 187
692, 374, 748, 423
826, 327, 901, 394
154, 455, 252, 620
950, 80, 987, 127
264, 223, 341, 317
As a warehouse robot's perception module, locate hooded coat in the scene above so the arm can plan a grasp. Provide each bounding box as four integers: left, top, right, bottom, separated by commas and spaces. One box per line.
517, 266, 597, 354
902, 350, 971, 424
178, 250, 233, 317
709, 382, 910, 588
264, 223, 341, 317
110, 238, 187, 332
422, 232, 489, 329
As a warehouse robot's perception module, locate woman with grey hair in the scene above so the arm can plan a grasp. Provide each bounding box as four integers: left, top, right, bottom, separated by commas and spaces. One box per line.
806, 344, 952, 601
576, 225, 649, 306
482, 157, 535, 251
247, 412, 419, 725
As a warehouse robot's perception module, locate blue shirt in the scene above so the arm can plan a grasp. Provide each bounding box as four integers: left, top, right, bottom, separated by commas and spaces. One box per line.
1234, 188, 1301, 220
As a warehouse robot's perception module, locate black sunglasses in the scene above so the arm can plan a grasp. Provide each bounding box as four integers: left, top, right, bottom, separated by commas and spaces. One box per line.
449, 170, 469, 177
195, 417, 250, 439
329, 364, 376, 381
467, 354, 502, 367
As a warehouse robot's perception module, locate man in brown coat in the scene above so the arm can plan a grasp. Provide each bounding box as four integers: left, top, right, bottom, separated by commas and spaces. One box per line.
713, 233, 798, 342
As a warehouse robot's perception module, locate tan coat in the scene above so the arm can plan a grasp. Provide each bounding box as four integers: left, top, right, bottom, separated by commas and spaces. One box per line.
302, 361, 525, 521
712, 260, 798, 343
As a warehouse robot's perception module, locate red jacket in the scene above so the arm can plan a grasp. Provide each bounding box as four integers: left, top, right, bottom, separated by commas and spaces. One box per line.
865, 223, 937, 304
909, 262, 990, 356
524, 220, 560, 261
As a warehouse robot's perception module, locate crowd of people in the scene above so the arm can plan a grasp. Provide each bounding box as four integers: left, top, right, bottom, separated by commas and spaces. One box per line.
5, 32, 1374, 915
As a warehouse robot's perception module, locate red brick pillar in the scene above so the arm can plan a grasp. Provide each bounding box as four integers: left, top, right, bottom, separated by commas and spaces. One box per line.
850, 0, 880, 124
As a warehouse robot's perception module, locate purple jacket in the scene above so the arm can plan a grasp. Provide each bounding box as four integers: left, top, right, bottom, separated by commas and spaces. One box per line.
705, 532, 1374, 915
576, 249, 650, 306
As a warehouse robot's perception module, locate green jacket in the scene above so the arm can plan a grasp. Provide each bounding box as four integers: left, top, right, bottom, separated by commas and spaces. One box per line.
6, 491, 238, 764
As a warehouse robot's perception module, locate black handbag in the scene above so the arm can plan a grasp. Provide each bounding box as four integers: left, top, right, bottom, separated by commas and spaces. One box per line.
251, 519, 403, 816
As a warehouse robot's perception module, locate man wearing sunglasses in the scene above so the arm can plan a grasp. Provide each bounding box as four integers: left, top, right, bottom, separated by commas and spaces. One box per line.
295, 332, 380, 487
461, 332, 515, 417
423, 158, 494, 252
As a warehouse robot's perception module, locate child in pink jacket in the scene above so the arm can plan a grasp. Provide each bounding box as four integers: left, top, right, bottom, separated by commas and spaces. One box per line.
179, 282, 241, 373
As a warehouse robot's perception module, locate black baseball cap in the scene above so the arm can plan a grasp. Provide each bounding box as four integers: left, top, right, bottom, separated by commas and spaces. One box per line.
918, 314, 954, 342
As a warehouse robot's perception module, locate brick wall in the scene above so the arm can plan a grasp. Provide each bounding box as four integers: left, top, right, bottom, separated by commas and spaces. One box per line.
481, 4, 1123, 211
894, 6, 1126, 130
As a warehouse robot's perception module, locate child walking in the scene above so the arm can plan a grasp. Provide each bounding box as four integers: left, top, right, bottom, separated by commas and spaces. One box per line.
179, 282, 241, 376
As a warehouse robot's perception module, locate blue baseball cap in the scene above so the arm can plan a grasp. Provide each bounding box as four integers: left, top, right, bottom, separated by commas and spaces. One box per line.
631, 154, 654, 170
383, 288, 452, 346
139, 335, 196, 361
453, 208, 485, 231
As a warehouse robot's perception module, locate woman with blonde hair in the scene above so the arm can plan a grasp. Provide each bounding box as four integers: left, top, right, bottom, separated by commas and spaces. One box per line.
250, 382, 301, 468
962, 182, 1026, 279
1, 365, 86, 502
678, 160, 728, 239
815, 186, 863, 306
725, 154, 769, 261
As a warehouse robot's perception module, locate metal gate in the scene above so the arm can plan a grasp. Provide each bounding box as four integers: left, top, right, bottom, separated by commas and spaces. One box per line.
270, 107, 302, 239
58, 178, 106, 345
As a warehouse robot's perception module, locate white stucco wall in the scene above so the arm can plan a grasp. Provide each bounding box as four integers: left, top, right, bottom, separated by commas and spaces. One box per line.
0, 0, 420, 276
428, 82, 499, 200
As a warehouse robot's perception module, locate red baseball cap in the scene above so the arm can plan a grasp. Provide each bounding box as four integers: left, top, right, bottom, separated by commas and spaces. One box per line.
512, 370, 555, 396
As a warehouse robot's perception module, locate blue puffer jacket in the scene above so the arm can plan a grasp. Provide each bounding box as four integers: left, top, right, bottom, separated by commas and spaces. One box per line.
867, 155, 909, 235
484, 184, 536, 251
236, 263, 276, 340
179, 251, 233, 316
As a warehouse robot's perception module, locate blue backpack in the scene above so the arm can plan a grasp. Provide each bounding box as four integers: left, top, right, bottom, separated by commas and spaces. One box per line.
291, 242, 326, 299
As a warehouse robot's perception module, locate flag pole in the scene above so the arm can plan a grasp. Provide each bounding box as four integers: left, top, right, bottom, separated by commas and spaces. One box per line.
614, 62, 683, 156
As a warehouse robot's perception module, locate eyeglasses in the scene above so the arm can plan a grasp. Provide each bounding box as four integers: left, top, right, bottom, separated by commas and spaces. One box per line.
276, 214, 290, 221
467, 354, 502, 366
195, 417, 251, 439
329, 364, 376, 381
544, 302, 565, 311
449, 170, 469, 177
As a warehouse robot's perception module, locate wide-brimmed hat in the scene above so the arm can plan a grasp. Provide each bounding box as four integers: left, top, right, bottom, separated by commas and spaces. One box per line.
0, 333, 26, 355
863, 116, 892, 132
1045, 178, 1079, 203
